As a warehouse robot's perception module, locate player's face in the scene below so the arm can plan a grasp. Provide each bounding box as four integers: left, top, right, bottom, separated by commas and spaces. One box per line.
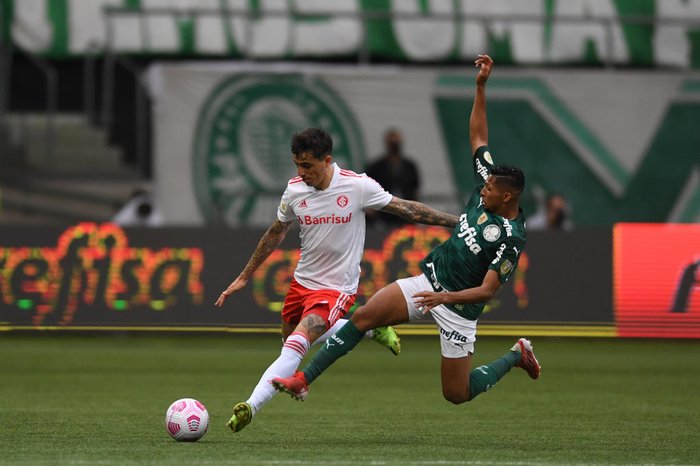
480, 176, 506, 212
293, 152, 332, 189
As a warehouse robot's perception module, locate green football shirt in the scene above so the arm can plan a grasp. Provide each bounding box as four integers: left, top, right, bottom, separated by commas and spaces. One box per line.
419, 146, 527, 320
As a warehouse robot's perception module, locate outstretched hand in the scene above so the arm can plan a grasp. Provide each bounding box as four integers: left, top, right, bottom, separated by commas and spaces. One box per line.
475, 54, 493, 86
215, 276, 248, 307
413, 290, 445, 314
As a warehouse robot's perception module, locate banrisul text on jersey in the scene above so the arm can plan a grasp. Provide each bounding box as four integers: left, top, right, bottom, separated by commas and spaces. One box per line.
296, 213, 353, 225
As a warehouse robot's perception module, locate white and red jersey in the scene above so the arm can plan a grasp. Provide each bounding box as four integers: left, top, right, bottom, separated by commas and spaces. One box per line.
277, 163, 392, 295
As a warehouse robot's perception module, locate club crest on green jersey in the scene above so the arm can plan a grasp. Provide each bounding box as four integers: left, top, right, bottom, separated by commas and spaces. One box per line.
483, 224, 501, 242
192, 75, 365, 226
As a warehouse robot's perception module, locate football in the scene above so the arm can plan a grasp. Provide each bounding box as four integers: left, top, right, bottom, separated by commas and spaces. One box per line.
164, 398, 209, 442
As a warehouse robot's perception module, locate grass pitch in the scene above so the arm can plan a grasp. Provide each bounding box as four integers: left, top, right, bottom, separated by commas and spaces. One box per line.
1, 333, 699, 465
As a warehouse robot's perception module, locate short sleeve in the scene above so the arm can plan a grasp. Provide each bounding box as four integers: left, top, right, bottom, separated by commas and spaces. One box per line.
473, 146, 495, 186
488, 239, 521, 284
276, 187, 295, 223
361, 175, 393, 210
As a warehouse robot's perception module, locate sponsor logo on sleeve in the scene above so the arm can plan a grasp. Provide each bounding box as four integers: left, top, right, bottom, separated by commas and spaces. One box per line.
503, 218, 513, 237
475, 159, 489, 181
491, 243, 507, 265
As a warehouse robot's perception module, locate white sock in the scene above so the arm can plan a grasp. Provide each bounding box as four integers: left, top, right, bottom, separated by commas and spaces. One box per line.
311, 318, 373, 348
246, 332, 310, 416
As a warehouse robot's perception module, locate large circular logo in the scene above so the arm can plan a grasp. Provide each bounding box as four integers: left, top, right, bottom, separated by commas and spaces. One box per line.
336, 194, 350, 208
192, 74, 365, 226
482, 224, 501, 242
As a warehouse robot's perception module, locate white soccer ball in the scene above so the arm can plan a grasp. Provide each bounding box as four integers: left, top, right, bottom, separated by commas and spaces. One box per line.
164, 398, 209, 442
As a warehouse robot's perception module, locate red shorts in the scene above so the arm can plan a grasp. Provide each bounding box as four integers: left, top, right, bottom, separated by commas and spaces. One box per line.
281, 278, 356, 328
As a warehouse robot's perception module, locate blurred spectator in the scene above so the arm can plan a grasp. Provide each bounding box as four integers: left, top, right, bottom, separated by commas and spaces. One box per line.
112, 188, 164, 227
365, 128, 421, 227
528, 192, 573, 231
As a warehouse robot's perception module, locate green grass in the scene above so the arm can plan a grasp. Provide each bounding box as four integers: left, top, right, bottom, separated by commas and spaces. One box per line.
1, 334, 699, 465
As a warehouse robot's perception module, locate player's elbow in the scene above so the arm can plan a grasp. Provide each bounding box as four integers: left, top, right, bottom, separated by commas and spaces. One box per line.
470, 137, 487, 155
442, 389, 469, 405
478, 288, 496, 302
480, 280, 502, 301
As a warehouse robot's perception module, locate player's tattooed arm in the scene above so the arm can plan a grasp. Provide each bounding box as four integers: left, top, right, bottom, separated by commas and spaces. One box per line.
240, 219, 292, 280
380, 197, 459, 228
216, 220, 292, 307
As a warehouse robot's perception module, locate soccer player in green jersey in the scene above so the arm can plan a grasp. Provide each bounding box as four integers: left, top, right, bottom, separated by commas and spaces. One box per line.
272, 54, 540, 406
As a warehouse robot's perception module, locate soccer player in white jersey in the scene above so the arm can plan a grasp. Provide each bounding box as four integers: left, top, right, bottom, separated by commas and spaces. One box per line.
215, 128, 460, 433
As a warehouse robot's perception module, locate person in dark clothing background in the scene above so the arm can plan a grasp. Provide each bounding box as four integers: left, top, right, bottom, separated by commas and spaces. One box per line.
365, 128, 421, 228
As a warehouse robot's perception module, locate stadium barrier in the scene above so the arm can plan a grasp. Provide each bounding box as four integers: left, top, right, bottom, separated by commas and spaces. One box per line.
1, 222, 697, 337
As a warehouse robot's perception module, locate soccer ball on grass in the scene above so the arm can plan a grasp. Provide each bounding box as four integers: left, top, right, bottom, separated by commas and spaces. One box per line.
164, 398, 209, 441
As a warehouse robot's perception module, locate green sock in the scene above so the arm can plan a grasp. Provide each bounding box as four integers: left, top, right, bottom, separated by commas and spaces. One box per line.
303, 320, 365, 384
468, 350, 520, 400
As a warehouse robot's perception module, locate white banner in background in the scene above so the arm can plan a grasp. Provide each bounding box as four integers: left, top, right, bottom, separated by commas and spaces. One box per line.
148, 63, 700, 227
148, 63, 455, 227
10, 1, 700, 68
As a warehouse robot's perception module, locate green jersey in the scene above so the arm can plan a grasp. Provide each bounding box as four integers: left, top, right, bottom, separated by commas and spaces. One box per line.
419, 146, 527, 320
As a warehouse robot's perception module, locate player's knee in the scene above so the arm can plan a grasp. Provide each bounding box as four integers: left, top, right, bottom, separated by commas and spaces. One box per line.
349, 306, 373, 332
442, 388, 469, 405
297, 313, 327, 340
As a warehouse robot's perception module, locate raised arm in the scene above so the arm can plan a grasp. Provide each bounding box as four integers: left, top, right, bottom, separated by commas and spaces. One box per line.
470, 54, 493, 155
215, 219, 293, 307
380, 197, 459, 228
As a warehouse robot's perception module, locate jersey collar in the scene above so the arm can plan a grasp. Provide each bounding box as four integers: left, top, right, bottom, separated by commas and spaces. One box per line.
325, 163, 340, 190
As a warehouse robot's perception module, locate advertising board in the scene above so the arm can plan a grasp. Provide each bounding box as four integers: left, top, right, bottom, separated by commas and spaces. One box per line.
0, 224, 615, 336
614, 223, 700, 338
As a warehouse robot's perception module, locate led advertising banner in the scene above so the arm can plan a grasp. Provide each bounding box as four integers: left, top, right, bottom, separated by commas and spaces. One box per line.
0, 223, 213, 328
0, 223, 614, 336
614, 223, 700, 338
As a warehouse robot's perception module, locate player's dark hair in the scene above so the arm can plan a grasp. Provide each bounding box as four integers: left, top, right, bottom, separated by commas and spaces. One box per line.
290, 128, 333, 160
491, 165, 525, 194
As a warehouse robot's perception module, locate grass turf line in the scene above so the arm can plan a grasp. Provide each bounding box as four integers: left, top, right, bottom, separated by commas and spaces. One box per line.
1, 334, 699, 465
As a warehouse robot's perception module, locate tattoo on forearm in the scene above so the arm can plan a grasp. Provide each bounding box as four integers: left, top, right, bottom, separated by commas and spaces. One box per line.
241, 221, 291, 278
382, 200, 459, 228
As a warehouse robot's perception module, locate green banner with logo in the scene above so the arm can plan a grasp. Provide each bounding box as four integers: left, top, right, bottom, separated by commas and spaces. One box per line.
148, 62, 700, 228
7, 0, 700, 68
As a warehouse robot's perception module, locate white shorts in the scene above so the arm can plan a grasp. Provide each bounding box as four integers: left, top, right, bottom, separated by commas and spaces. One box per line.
396, 274, 477, 358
